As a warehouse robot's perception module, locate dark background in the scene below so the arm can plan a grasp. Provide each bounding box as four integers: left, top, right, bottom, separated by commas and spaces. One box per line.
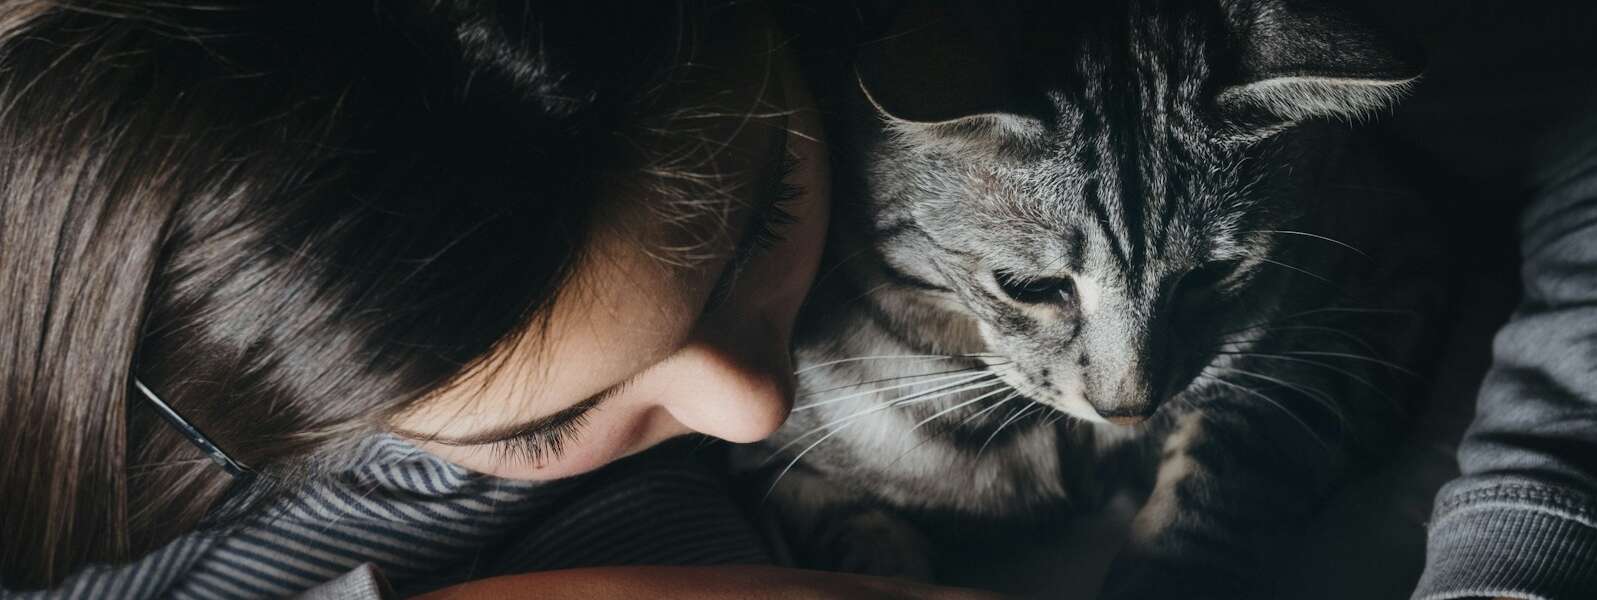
1366, 0, 1597, 255
1287, 2, 1597, 596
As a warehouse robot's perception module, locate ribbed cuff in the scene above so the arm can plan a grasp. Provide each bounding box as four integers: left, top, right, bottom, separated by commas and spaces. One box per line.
1412, 485, 1597, 600
293, 563, 393, 600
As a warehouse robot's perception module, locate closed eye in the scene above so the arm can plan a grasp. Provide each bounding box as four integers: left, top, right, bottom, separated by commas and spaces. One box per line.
702, 120, 800, 311
994, 270, 1077, 305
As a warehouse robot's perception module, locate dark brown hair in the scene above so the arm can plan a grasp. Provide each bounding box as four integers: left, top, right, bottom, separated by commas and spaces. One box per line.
0, 0, 713, 588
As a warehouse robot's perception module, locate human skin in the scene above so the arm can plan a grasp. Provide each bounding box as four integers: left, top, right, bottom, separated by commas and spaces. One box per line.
386, 5, 1015, 598
390, 2, 830, 481
412, 566, 1006, 600
387, 6, 1011, 599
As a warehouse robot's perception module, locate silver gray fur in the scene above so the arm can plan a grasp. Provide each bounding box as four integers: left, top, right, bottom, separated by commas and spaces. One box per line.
741, 1, 1445, 598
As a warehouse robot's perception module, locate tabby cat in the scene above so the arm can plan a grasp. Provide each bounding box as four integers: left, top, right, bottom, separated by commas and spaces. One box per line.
742, 1, 1444, 598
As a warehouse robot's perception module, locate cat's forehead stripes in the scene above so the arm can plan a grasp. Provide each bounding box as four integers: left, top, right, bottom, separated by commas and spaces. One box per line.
1048, 0, 1242, 299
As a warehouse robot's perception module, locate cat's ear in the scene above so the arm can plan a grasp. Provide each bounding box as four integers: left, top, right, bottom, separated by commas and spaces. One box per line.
1218, 0, 1422, 124
854, 1, 1044, 148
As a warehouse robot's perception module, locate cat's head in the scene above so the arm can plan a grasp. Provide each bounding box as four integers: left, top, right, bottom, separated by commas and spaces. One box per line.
845, 0, 1419, 426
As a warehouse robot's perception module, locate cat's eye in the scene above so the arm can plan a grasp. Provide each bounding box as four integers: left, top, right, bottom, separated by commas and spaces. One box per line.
994, 271, 1076, 305
1178, 259, 1244, 294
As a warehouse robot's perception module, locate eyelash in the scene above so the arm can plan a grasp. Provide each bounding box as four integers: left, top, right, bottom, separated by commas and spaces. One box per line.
747, 154, 803, 254
486, 410, 592, 466
475, 160, 802, 467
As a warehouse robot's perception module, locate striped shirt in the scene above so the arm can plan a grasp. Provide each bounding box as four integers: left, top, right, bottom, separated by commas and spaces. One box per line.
7, 437, 772, 599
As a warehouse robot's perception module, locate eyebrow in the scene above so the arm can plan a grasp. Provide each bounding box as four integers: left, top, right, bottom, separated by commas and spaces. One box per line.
397, 381, 625, 447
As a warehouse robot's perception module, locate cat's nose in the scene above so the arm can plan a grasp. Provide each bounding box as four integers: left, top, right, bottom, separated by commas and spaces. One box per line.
1101, 407, 1155, 427
1099, 365, 1162, 427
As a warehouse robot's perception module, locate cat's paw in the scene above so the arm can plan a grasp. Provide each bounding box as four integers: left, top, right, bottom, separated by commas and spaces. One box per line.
809, 509, 937, 581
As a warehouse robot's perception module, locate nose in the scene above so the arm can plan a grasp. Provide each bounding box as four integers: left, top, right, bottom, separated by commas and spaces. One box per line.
654, 320, 795, 443
1097, 358, 1161, 428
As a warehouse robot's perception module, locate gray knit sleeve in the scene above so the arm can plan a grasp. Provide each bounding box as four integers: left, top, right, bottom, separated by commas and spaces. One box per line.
1412, 116, 1597, 600
293, 564, 392, 600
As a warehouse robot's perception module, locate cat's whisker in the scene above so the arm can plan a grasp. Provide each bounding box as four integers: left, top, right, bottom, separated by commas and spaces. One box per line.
1245, 229, 1369, 257
957, 389, 1021, 428
763, 378, 1007, 492
795, 353, 1003, 375
1216, 307, 1363, 340
798, 366, 993, 399
792, 376, 1012, 454
1212, 351, 1391, 399
1223, 324, 1386, 358
1211, 340, 1415, 377
960, 378, 1054, 460
1270, 350, 1420, 377
793, 369, 1003, 412
1215, 317, 1395, 359
1220, 306, 1410, 339
1214, 338, 1267, 352
1199, 374, 1329, 451
1042, 407, 1072, 428
1256, 257, 1334, 285
765, 421, 861, 499
875, 385, 1019, 472
886, 379, 1010, 416
978, 404, 1042, 458
1208, 366, 1346, 424
910, 385, 1015, 432
780, 376, 1008, 454
1215, 307, 1371, 338
1217, 317, 1282, 338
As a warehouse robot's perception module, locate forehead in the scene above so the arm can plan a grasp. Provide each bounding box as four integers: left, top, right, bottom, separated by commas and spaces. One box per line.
976, 9, 1255, 274
922, 136, 1252, 276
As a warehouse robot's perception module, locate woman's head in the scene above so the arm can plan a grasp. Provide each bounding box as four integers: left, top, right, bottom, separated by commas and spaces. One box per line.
0, 0, 827, 588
